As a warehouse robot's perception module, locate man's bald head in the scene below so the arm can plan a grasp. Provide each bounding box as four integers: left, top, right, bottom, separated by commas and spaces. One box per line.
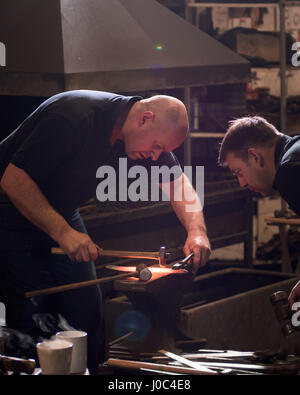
120, 94, 189, 161
140, 95, 189, 142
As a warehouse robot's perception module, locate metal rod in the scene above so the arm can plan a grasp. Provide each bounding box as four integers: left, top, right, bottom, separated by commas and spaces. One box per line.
280, 0, 288, 214
153, 351, 255, 361
108, 331, 136, 347
158, 349, 218, 374
280, 0, 287, 134
106, 358, 218, 375
25, 270, 139, 299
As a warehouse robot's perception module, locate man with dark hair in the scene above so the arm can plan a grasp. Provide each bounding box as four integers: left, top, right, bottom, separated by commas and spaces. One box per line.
218, 115, 300, 307
0, 90, 211, 374
218, 116, 280, 166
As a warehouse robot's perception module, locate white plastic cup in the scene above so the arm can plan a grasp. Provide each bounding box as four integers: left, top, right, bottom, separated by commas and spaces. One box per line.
36, 339, 73, 375
56, 330, 87, 374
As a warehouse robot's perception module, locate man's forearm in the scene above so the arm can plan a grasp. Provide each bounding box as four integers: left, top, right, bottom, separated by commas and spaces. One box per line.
163, 173, 207, 234
171, 197, 207, 234
0, 163, 71, 242
163, 173, 210, 269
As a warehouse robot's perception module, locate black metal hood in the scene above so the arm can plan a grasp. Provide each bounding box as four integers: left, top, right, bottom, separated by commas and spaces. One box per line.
0, 0, 250, 96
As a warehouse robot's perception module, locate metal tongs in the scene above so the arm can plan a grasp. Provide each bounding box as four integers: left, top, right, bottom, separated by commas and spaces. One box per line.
172, 252, 194, 271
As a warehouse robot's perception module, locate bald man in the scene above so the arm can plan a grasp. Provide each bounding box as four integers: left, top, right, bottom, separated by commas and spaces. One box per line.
0, 90, 210, 373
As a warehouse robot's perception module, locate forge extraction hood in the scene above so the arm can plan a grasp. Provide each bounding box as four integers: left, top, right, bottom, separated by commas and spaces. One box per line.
0, 0, 250, 96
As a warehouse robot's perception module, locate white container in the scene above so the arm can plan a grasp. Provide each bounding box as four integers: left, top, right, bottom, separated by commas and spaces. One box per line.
56, 330, 87, 374
36, 339, 73, 375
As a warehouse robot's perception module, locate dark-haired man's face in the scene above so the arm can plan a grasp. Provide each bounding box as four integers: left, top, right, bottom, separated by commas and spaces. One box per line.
226, 152, 275, 196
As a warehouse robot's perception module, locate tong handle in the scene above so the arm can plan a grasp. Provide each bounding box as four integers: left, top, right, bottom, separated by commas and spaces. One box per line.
172, 252, 194, 270
181, 252, 194, 264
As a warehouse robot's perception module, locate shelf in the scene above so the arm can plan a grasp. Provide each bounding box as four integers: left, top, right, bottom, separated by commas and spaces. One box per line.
184, 0, 298, 164
187, 1, 300, 8
188, 2, 279, 7
190, 132, 225, 138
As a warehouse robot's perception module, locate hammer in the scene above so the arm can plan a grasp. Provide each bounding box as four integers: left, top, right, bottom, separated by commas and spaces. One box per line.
270, 291, 298, 336
24, 264, 152, 299
51, 245, 168, 267
0, 354, 36, 375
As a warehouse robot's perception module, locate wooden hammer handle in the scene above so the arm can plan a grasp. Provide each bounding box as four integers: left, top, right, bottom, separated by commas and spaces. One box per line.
0, 355, 36, 374
51, 247, 159, 260
25, 270, 137, 299
265, 217, 300, 226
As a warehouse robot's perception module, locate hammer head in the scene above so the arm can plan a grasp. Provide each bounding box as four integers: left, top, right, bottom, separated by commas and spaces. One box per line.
270, 291, 298, 337
136, 264, 152, 282
158, 246, 167, 267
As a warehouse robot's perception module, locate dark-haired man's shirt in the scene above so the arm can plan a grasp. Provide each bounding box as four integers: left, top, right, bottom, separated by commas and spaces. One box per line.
273, 134, 300, 215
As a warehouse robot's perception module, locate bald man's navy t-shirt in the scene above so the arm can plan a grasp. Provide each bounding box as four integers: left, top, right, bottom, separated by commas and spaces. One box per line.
0, 90, 182, 219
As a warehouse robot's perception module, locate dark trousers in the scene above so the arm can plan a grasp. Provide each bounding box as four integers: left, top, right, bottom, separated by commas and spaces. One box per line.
0, 204, 102, 375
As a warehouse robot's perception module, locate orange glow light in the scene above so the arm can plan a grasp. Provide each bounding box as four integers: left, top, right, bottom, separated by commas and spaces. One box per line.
106, 265, 184, 274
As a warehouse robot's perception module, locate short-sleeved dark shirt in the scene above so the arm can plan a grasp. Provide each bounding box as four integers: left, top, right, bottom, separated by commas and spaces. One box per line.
0, 90, 182, 218
273, 134, 300, 216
